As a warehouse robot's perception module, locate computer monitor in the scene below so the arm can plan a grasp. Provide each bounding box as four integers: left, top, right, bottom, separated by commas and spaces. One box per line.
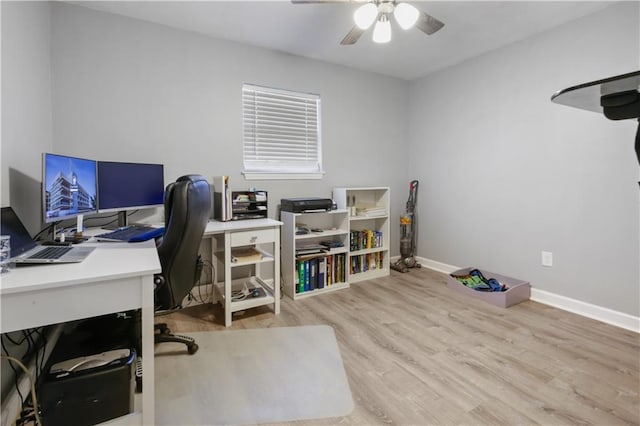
43, 153, 98, 223
97, 161, 164, 223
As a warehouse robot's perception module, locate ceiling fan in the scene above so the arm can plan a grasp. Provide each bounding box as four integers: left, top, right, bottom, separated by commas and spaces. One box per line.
292, 0, 444, 45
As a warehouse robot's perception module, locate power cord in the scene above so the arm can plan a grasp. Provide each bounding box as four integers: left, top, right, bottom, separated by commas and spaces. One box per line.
231, 280, 265, 301
1, 336, 26, 407
1, 327, 50, 426
0, 355, 42, 426
187, 259, 215, 305
231, 282, 252, 301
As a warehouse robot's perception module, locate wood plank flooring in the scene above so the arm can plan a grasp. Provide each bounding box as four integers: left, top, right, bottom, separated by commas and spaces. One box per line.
160, 268, 640, 425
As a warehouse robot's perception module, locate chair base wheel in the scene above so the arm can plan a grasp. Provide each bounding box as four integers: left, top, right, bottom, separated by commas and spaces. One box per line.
187, 343, 199, 355
155, 323, 170, 334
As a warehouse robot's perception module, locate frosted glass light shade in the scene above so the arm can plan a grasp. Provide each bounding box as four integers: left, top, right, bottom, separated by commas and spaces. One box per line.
354, 3, 378, 30
394, 2, 419, 30
372, 15, 391, 43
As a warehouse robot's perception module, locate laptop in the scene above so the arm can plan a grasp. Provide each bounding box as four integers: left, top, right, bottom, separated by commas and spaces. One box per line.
1, 207, 95, 264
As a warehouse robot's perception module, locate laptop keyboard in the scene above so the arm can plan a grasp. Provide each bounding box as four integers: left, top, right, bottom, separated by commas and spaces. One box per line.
29, 246, 73, 260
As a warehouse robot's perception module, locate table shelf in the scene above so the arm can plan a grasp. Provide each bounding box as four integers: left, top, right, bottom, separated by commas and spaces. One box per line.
205, 218, 282, 326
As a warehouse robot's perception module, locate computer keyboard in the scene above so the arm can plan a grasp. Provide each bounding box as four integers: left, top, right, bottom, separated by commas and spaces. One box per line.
95, 225, 165, 242
29, 246, 73, 259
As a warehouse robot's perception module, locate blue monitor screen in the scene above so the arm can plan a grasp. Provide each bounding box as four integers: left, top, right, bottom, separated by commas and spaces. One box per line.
43, 153, 98, 223
97, 161, 164, 212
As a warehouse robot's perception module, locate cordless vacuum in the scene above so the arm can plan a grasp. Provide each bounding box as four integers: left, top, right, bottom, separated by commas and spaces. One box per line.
391, 180, 421, 273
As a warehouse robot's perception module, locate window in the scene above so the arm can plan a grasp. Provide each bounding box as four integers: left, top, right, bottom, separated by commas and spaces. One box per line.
242, 84, 323, 180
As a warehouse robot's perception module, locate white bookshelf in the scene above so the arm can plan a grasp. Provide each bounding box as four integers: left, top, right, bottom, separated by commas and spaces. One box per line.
281, 209, 350, 300
333, 187, 391, 283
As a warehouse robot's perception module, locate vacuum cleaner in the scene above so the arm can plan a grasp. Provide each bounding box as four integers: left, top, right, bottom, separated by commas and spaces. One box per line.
391, 180, 421, 273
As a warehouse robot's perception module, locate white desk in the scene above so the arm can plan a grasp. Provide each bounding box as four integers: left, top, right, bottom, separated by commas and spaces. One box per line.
0, 239, 160, 425
204, 219, 282, 327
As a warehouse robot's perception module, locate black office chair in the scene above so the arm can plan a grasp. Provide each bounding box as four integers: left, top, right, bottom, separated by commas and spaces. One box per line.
154, 174, 211, 355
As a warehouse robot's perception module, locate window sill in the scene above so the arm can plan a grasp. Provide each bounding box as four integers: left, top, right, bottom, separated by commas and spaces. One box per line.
242, 171, 324, 180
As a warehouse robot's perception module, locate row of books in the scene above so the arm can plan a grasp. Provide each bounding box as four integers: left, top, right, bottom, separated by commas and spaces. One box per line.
296, 253, 347, 293
350, 229, 383, 251
350, 252, 384, 274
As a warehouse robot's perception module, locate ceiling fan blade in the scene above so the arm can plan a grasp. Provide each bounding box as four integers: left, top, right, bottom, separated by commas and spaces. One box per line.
291, 0, 356, 3
340, 26, 366, 45
415, 11, 445, 35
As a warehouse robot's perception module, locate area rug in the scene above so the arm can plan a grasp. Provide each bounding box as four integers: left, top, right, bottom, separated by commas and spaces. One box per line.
154, 325, 354, 425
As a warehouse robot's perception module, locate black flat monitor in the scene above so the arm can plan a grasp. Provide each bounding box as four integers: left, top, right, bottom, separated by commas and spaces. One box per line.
97, 161, 165, 225
43, 153, 98, 223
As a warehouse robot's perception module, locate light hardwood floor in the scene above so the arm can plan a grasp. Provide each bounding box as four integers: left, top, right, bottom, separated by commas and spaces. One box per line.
161, 268, 640, 425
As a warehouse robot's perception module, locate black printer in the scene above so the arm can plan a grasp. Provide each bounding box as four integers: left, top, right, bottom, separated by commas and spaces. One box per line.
281, 197, 334, 213
38, 314, 140, 426
39, 348, 137, 426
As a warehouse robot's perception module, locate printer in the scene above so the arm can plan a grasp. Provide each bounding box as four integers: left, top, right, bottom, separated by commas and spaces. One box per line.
39, 348, 137, 426
281, 197, 334, 213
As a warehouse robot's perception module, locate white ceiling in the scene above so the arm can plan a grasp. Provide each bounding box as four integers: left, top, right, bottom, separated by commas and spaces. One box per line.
70, 1, 616, 81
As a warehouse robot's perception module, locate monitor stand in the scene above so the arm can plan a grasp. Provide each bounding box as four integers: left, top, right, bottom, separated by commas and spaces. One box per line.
71, 214, 89, 243
102, 211, 129, 230
50, 215, 89, 243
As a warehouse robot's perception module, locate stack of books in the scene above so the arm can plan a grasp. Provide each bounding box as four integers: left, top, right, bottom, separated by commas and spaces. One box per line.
295, 243, 327, 256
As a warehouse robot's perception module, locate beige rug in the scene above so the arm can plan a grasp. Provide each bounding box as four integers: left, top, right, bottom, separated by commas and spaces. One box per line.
155, 325, 354, 425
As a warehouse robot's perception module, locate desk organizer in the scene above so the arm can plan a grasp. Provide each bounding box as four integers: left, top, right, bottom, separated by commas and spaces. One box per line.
231, 191, 268, 221
447, 267, 530, 308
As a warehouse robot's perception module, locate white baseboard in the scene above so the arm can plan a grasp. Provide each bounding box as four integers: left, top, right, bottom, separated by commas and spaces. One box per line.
414, 256, 639, 333
390, 256, 459, 274
415, 257, 459, 274
530, 288, 640, 333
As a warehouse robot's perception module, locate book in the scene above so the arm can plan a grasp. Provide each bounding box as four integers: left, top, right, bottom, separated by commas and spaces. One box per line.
318, 257, 326, 289
310, 259, 316, 290
295, 242, 327, 256
304, 260, 310, 292
319, 240, 344, 249
297, 260, 305, 293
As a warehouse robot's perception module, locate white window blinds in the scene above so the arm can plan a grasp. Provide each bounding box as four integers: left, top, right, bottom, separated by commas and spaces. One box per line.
242, 84, 323, 179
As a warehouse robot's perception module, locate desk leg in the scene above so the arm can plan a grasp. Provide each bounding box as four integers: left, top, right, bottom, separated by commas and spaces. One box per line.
274, 228, 280, 315
141, 275, 155, 425
224, 232, 232, 327
209, 237, 220, 305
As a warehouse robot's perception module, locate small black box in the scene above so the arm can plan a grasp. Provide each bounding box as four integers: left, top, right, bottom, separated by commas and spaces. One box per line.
281, 197, 333, 213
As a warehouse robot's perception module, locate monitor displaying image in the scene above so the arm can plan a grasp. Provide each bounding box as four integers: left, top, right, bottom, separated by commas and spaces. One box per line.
43, 153, 97, 223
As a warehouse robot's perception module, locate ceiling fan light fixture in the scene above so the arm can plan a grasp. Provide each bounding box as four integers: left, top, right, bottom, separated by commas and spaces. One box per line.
354, 3, 378, 30
394, 2, 420, 30
372, 15, 391, 44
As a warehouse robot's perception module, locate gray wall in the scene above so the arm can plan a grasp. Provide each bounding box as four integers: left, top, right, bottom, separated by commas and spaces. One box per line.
1, 1, 53, 235
1, 1, 638, 319
0, 0, 53, 400
49, 2, 410, 246
408, 2, 639, 316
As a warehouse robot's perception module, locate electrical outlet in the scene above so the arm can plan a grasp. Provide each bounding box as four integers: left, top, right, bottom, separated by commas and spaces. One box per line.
541, 251, 553, 267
